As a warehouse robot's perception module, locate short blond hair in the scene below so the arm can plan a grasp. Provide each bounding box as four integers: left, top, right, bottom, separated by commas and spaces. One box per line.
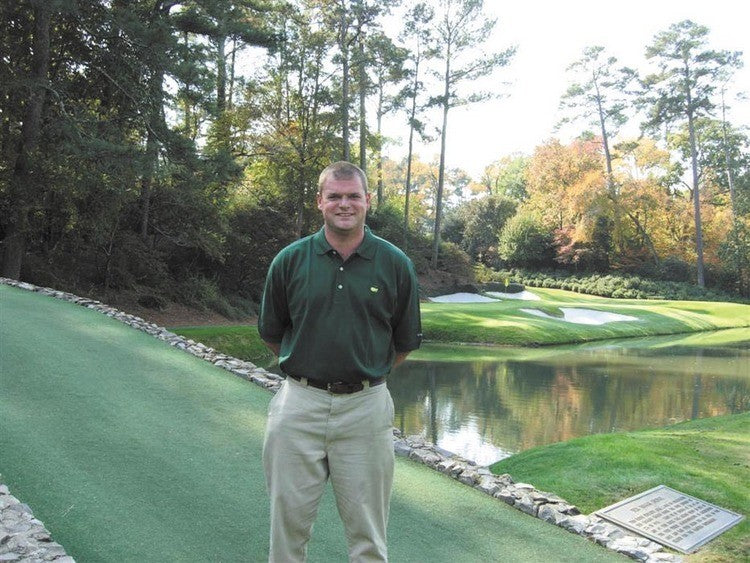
318, 161, 368, 194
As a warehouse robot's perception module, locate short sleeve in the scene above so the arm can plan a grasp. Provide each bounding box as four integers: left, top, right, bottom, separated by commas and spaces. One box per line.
257, 253, 290, 343
391, 256, 422, 352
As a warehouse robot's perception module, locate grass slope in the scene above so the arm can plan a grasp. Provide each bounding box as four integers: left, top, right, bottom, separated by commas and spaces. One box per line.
173, 324, 275, 367
421, 288, 750, 346
491, 414, 750, 562
173, 289, 750, 368
0, 284, 619, 562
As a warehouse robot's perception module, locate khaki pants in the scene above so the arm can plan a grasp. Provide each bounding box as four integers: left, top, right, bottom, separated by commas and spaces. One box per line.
263, 376, 395, 563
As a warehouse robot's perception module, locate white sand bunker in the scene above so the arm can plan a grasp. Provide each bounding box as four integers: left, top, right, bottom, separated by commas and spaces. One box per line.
430, 290, 541, 303
430, 292, 499, 303
521, 307, 638, 325
486, 290, 541, 301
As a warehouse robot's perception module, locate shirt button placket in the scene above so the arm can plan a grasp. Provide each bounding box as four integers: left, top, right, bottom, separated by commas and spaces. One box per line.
334, 258, 344, 301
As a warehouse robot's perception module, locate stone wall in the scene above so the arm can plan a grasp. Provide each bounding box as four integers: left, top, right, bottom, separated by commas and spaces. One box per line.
0, 483, 73, 562
0, 278, 682, 562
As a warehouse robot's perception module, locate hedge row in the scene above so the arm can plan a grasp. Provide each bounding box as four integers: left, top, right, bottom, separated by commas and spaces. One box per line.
476, 266, 749, 304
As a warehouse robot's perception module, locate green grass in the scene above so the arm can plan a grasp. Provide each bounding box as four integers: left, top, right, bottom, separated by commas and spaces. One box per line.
1, 283, 620, 562
491, 414, 750, 562
172, 325, 275, 367
407, 327, 750, 364
170, 289, 750, 367
421, 288, 750, 346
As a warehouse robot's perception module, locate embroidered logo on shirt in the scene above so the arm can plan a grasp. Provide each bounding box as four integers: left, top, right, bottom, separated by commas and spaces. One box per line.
370, 286, 379, 293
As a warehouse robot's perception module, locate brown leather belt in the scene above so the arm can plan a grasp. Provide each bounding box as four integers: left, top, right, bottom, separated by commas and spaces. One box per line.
287, 374, 385, 394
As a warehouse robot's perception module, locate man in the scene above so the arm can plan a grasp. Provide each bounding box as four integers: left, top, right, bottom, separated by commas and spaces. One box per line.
258, 161, 422, 562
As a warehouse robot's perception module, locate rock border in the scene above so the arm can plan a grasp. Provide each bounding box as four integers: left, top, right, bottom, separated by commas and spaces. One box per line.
0, 278, 681, 562
0, 483, 74, 563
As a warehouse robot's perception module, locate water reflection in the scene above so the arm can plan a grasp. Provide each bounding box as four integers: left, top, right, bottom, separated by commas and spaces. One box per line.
389, 333, 750, 466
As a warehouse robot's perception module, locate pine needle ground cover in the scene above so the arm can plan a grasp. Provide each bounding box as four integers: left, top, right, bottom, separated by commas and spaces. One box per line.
0, 284, 618, 562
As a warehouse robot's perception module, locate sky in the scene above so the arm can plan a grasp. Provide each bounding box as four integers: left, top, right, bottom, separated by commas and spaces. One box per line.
380, 0, 750, 179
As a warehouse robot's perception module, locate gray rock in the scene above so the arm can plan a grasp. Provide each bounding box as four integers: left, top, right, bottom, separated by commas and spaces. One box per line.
609, 537, 652, 560
538, 504, 568, 526
393, 441, 412, 457
560, 514, 591, 534
474, 475, 501, 496
409, 449, 442, 467
515, 494, 538, 516
494, 488, 516, 505
458, 469, 479, 486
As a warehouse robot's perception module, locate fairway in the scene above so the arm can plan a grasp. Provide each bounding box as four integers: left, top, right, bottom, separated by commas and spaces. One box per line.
0, 284, 620, 562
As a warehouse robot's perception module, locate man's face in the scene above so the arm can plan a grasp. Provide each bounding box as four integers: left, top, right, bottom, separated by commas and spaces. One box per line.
317, 176, 371, 235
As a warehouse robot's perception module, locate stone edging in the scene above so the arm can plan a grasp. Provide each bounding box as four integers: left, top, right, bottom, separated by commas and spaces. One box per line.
0, 278, 681, 562
0, 483, 74, 562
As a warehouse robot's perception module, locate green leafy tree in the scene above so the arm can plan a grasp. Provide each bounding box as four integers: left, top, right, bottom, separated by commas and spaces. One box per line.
443, 195, 516, 265
397, 2, 434, 249
481, 155, 529, 201
314, 0, 392, 163
497, 211, 554, 268
559, 46, 635, 193
640, 20, 742, 286
368, 31, 409, 207
244, 3, 339, 236
1, 0, 55, 279
559, 46, 635, 254
427, 0, 515, 268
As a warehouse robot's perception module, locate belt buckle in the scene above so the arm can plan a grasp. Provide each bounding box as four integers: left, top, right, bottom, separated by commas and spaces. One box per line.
327, 381, 362, 394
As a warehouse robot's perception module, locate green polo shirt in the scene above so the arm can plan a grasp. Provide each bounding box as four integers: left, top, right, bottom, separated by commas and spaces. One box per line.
258, 227, 422, 382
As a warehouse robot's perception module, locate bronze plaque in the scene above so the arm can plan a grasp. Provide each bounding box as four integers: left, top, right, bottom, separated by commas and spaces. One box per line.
596, 485, 744, 553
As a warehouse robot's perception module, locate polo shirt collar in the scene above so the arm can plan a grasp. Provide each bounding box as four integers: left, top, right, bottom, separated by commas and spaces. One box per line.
312, 226, 376, 260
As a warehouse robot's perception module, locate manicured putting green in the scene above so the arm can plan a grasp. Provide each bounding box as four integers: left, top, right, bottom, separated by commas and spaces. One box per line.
0, 284, 619, 561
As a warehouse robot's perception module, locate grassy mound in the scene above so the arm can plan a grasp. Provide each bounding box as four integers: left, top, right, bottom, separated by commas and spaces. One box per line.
491, 414, 750, 562
421, 288, 750, 346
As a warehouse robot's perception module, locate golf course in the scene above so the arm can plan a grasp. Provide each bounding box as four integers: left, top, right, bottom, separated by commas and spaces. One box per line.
1, 283, 625, 562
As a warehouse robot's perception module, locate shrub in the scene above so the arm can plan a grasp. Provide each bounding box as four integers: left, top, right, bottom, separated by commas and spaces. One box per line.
175, 275, 251, 319
658, 256, 694, 282
498, 212, 555, 268
485, 267, 747, 303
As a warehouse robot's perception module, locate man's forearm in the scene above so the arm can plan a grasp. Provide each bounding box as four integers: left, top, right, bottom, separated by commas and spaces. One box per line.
393, 351, 411, 368
263, 340, 281, 357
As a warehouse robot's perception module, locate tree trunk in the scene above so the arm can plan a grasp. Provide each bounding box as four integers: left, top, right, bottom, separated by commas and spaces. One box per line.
140, 56, 165, 241
596, 83, 622, 257
139, 128, 158, 240
340, 13, 350, 162
403, 50, 421, 251
358, 36, 367, 174
626, 211, 659, 264
721, 93, 737, 218
687, 107, 705, 287
376, 81, 384, 208
216, 33, 227, 115
431, 61, 450, 269
1, 0, 52, 279
228, 37, 236, 110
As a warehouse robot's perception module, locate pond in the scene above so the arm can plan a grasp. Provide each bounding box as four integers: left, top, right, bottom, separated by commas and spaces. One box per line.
388, 328, 750, 466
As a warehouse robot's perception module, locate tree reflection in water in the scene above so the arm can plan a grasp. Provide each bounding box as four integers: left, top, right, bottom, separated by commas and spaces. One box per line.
388, 336, 750, 466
